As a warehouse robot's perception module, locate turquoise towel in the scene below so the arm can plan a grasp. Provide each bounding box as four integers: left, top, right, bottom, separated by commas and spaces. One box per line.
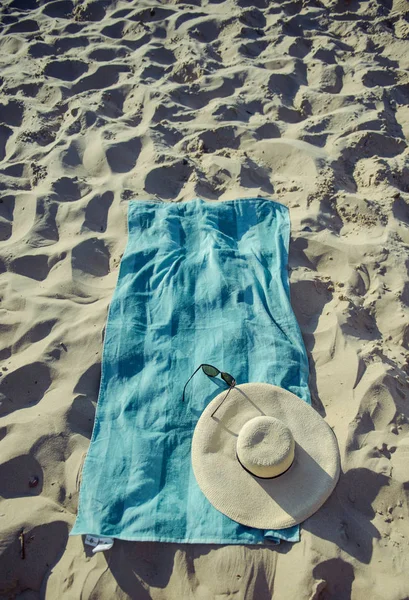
71, 198, 310, 544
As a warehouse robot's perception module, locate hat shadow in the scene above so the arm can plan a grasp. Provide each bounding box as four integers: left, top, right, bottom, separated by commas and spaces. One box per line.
254, 443, 336, 522
300, 467, 384, 565
106, 539, 278, 598
211, 387, 382, 565
102, 399, 381, 597
197, 384, 382, 566
99, 467, 382, 598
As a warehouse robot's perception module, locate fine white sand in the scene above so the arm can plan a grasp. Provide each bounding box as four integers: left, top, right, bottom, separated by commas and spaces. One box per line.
1, 0, 409, 598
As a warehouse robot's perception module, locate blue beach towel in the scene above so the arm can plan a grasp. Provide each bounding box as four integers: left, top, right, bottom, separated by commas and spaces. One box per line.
71, 197, 311, 545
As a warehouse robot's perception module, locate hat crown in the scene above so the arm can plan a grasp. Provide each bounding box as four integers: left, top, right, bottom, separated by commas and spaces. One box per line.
236, 415, 295, 479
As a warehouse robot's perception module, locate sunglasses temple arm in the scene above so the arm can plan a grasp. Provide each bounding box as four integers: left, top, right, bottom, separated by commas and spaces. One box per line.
182, 365, 202, 402
210, 383, 234, 418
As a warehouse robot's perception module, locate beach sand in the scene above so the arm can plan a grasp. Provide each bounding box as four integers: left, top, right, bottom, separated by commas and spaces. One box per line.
1, 0, 409, 597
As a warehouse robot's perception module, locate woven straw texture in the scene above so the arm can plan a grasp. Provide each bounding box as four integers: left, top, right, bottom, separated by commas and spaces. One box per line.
192, 383, 340, 529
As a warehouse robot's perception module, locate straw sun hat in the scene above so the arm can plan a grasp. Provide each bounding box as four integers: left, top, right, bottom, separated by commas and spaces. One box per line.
191, 383, 340, 530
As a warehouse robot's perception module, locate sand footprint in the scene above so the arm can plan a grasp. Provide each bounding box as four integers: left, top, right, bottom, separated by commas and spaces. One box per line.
88, 46, 127, 62
73, 0, 108, 22
12, 319, 58, 355
52, 177, 91, 202
0, 100, 24, 128
144, 47, 175, 66
67, 394, 96, 438
0, 195, 15, 242
0, 362, 52, 416
239, 7, 266, 28
53, 34, 90, 53
105, 138, 141, 173
131, 6, 175, 24
348, 371, 409, 485
101, 19, 129, 39
336, 131, 406, 161
144, 160, 193, 199
0, 454, 44, 498
291, 278, 333, 334
42, 0, 74, 19
254, 123, 281, 140
9, 0, 37, 8
362, 69, 398, 88
45, 60, 89, 82
76, 64, 130, 94
239, 40, 268, 58
198, 126, 240, 152
186, 18, 223, 43
82, 191, 114, 233
392, 196, 409, 224
7, 19, 39, 34
239, 156, 274, 192
9, 254, 51, 282
71, 237, 110, 279
65, 363, 101, 437
0, 125, 13, 162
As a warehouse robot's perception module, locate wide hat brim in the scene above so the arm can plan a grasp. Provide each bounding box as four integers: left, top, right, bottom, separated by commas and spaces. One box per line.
191, 383, 340, 530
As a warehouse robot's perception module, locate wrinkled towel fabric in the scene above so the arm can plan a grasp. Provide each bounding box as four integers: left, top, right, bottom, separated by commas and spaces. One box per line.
71, 198, 311, 544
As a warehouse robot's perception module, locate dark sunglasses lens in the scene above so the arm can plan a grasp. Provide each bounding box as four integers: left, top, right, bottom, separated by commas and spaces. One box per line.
222, 373, 235, 386
202, 365, 219, 377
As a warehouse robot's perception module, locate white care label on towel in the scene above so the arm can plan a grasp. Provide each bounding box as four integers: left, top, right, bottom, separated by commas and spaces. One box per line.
85, 534, 114, 553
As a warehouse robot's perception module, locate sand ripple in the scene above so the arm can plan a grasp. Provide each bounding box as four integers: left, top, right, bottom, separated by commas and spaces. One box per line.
0, 0, 409, 598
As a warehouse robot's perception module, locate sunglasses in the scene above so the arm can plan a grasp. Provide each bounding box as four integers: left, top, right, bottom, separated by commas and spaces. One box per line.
182, 363, 236, 417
